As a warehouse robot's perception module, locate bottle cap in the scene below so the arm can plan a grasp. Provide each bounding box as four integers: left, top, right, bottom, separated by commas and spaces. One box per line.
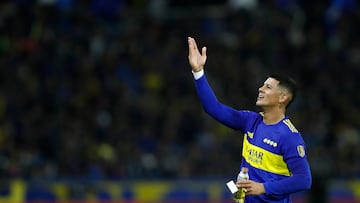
241, 167, 248, 173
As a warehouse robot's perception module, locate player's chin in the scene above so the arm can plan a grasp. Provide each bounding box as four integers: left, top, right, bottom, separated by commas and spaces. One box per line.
256, 101, 268, 108
256, 100, 263, 106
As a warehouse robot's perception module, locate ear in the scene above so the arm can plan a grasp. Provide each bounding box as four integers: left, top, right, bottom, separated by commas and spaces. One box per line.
279, 93, 289, 105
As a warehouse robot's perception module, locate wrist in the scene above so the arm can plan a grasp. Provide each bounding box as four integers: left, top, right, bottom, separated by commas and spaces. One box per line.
192, 69, 204, 80
260, 183, 266, 194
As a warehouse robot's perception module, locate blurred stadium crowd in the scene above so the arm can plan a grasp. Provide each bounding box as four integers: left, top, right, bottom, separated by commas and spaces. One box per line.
0, 0, 359, 183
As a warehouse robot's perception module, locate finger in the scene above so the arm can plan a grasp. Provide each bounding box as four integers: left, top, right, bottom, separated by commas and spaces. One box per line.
236, 181, 247, 187
202, 46, 207, 57
188, 37, 194, 52
236, 180, 249, 185
191, 37, 199, 51
188, 37, 199, 55
192, 38, 199, 50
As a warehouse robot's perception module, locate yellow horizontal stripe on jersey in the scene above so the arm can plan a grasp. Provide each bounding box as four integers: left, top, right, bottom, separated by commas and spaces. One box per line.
242, 134, 291, 176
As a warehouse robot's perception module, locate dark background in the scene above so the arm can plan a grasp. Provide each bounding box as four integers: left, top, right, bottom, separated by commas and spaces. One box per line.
0, 0, 359, 202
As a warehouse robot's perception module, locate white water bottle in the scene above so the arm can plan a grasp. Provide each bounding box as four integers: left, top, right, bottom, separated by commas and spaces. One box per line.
234, 167, 249, 203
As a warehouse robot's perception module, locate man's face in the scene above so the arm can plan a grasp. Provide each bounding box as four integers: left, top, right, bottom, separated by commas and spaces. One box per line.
256, 77, 283, 107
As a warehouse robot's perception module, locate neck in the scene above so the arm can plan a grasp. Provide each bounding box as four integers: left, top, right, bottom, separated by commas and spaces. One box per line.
261, 107, 286, 124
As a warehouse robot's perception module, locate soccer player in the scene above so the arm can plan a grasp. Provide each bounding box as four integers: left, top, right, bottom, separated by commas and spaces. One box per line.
187, 37, 312, 203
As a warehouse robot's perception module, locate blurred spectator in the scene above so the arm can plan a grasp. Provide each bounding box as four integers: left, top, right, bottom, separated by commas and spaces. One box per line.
0, 1, 358, 184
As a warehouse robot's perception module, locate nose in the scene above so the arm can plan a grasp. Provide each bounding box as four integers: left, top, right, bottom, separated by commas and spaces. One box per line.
258, 85, 264, 92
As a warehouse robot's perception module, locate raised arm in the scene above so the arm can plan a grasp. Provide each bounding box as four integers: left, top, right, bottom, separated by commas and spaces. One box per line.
187, 37, 258, 130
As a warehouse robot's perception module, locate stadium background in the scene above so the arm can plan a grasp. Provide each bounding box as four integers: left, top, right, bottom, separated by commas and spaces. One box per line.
0, 0, 359, 202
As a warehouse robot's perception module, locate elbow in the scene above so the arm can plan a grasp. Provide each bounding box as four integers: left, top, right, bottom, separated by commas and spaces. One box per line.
293, 172, 312, 192
305, 174, 312, 190
202, 102, 220, 117
299, 172, 312, 191
203, 106, 215, 115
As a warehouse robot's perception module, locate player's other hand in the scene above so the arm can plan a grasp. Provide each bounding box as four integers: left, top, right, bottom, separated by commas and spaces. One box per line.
236, 180, 266, 196
187, 37, 207, 72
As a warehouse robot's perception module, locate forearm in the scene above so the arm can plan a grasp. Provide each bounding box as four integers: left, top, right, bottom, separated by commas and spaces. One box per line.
264, 158, 312, 195
194, 74, 223, 116
193, 72, 246, 130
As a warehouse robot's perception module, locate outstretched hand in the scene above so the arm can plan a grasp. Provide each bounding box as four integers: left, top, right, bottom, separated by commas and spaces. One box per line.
188, 37, 207, 72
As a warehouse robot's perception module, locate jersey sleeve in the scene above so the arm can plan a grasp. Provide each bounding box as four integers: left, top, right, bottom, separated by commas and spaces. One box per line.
264, 130, 312, 195
193, 75, 259, 131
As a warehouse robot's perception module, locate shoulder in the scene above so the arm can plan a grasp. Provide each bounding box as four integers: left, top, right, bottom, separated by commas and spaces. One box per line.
281, 118, 299, 134
246, 111, 264, 124
278, 118, 306, 147
277, 118, 305, 144
235, 111, 263, 130
235, 110, 263, 120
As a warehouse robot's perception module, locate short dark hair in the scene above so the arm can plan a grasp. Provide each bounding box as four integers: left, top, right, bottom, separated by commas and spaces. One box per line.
268, 74, 297, 108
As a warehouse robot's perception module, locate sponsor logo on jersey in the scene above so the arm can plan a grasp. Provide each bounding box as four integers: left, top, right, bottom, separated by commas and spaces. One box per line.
246, 132, 254, 139
247, 148, 263, 164
263, 138, 278, 147
242, 134, 291, 176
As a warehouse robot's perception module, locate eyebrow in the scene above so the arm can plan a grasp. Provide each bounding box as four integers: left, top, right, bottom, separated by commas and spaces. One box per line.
263, 82, 273, 88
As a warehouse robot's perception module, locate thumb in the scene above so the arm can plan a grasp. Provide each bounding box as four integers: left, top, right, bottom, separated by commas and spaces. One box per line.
202, 47, 207, 57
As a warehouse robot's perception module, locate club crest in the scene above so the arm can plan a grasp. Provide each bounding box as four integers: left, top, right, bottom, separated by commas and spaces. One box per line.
297, 145, 305, 157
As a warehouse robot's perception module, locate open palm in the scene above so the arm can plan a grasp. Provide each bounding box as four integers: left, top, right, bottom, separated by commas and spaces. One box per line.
188, 37, 207, 72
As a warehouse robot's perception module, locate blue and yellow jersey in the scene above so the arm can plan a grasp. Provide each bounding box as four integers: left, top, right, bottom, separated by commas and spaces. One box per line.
194, 75, 312, 203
